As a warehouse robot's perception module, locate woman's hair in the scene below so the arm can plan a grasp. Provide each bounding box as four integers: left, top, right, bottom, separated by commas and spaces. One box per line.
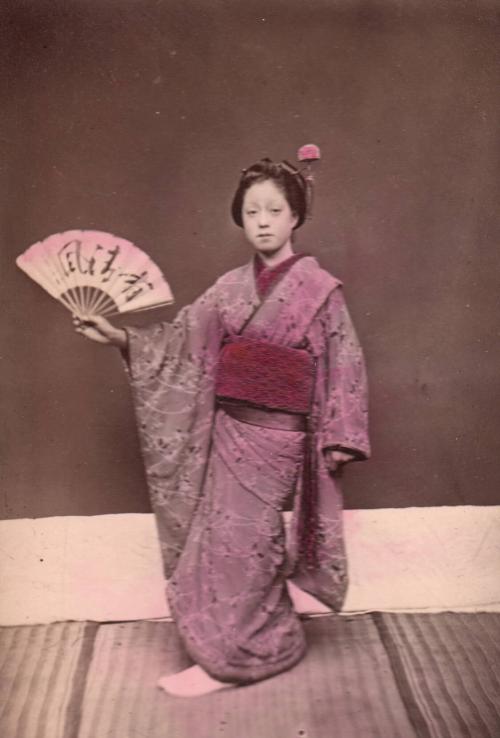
231, 158, 307, 230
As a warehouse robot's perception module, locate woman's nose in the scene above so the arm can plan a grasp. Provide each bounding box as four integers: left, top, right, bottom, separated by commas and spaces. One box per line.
257, 214, 270, 227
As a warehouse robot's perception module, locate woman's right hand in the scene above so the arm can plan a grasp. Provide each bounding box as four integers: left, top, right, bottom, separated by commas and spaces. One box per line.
73, 315, 128, 349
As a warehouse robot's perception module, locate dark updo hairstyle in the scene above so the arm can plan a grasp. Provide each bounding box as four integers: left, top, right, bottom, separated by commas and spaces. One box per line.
231, 158, 307, 230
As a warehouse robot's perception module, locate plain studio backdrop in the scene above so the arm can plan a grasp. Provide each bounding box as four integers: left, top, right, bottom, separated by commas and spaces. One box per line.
1, 0, 500, 523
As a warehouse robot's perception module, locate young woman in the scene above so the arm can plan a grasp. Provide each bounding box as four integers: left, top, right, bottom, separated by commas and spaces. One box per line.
74, 158, 370, 696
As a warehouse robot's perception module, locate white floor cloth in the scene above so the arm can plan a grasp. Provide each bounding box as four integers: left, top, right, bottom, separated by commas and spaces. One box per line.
1, 506, 499, 625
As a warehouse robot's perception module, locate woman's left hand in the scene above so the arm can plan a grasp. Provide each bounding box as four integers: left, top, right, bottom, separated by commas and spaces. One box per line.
324, 449, 353, 473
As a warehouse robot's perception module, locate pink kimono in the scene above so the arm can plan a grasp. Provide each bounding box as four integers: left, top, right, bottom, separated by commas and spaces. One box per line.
124, 254, 370, 684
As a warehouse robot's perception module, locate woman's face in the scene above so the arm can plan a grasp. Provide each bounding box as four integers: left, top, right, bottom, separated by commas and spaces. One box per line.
241, 179, 298, 256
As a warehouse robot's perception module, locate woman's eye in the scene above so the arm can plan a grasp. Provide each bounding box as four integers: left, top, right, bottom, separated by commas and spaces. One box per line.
271, 209, 282, 214
246, 210, 257, 216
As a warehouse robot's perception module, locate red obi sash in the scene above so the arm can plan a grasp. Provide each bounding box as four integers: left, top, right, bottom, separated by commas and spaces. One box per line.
215, 337, 315, 414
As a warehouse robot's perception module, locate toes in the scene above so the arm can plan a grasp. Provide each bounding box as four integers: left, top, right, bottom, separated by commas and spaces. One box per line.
156, 667, 237, 697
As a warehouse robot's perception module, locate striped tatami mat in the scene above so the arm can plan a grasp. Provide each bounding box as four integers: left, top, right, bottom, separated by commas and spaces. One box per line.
1, 613, 499, 738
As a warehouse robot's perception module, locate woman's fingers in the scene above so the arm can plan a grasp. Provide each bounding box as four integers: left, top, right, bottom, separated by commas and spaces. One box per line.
72, 314, 112, 344
89, 316, 127, 346
333, 451, 353, 465
324, 449, 354, 473
323, 450, 337, 472
76, 326, 111, 344
71, 313, 127, 348
90, 315, 115, 334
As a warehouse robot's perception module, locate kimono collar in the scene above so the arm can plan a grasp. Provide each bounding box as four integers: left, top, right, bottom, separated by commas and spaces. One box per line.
253, 252, 309, 299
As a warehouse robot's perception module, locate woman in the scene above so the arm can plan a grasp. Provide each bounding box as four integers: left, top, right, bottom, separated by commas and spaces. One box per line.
74, 158, 370, 696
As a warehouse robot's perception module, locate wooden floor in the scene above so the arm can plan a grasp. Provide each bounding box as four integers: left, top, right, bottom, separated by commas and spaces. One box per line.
1, 613, 499, 738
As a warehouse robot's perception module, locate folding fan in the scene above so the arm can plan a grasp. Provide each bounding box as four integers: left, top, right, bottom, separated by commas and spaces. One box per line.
16, 230, 174, 318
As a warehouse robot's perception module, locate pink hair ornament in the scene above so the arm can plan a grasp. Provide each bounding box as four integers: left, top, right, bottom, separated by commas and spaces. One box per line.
297, 143, 321, 219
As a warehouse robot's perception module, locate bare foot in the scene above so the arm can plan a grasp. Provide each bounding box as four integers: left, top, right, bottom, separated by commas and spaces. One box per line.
287, 580, 330, 615
157, 665, 236, 697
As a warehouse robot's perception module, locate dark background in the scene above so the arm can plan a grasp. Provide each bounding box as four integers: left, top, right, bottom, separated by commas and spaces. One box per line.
2, 0, 499, 519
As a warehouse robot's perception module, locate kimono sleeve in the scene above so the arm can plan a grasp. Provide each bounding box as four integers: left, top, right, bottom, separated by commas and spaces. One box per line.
118, 283, 223, 577
121, 282, 223, 383
318, 286, 371, 461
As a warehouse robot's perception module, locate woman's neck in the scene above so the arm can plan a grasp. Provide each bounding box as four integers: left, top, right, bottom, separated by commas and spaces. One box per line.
256, 241, 294, 268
